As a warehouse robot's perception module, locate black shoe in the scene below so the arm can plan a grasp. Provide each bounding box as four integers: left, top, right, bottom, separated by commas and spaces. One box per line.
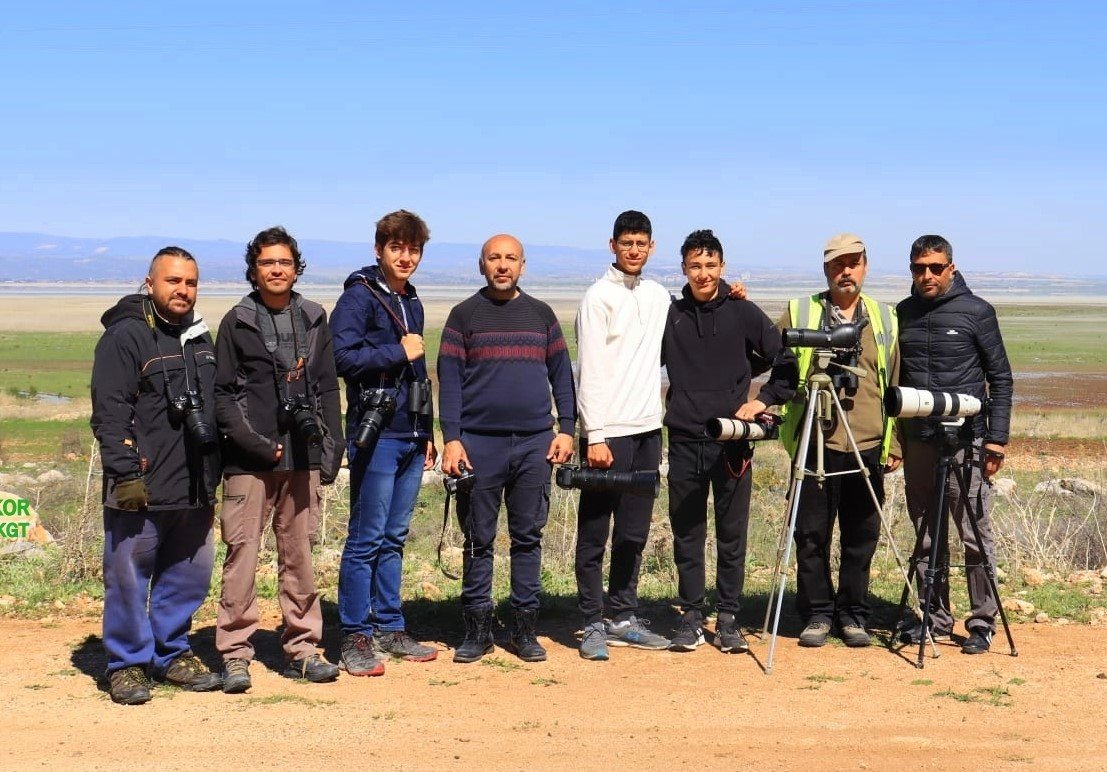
961, 628, 992, 655
221, 658, 252, 694
713, 612, 749, 654
108, 666, 152, 705
340, 633, 385, 676
161, 652, 222, 692
898, 621, 953, 645
508, 608, 547, 662
283, 654, 340, 682
669, 611, 705, 652
454, 605, 495, 664
839, 624, 871, 648
798, 621, 831, 648
375, 631, 438, 662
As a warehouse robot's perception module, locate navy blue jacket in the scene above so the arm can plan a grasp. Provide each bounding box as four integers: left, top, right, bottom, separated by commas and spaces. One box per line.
330, 264, 432, 443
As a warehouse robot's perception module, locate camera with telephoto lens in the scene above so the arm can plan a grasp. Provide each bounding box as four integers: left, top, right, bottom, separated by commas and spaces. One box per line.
353, 389, 398, 452
279, 394, 322, 448
554, 465, 660, 498
884, 386, 982, 419
169, 390, 218, 450
407, 379, 434, 416
444, 460, 475, 496
706, 414, 782, 442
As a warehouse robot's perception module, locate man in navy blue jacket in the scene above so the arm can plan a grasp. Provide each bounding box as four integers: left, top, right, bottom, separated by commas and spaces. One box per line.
438, 234, 576, 663
330, 210, 439, 676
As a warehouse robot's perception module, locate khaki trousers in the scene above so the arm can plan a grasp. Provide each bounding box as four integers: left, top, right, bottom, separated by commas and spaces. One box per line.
216, 470, 323, 662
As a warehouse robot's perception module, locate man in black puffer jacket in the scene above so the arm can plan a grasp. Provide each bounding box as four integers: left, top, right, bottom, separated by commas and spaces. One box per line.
662, 229, 797, 653
896, 234, 1013, 655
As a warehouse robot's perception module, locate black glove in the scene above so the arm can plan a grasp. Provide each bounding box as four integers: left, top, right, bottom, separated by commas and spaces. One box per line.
114, 476, 148, 511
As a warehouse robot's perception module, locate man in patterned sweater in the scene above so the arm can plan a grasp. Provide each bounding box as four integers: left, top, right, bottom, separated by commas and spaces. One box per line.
438, 233, 576, 663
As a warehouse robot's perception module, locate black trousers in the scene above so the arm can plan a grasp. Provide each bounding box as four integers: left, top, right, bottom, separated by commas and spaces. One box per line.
574, 430, 662, 624
793, 446, 884, 628
668, 440, 752, 617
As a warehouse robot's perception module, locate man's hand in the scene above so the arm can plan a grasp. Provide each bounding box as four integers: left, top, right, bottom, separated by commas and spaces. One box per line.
547, 433, 574, 465
401, 333, 425, 362
586, 442, 614, 469
727, 281, 748, 300
114, 476, 148, 511
884, 454, 902, 474
441, 440, 471, 476
424, 441, 438, 471
734, 399, 766, 421
982, 442, 1006, 478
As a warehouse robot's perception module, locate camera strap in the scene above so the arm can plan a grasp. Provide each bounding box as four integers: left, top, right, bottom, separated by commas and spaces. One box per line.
358, 278, 420, 385
436, 483, 462, 581
247, 293, 313, 404
144, 297, 201, 408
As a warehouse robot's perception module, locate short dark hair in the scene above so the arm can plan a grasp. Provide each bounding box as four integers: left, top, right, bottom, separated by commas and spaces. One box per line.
612, 210, 652, 241
375, 210, 430, 250
680, 229, 724, 262
910, 234, 953, 262
244, 226, 305, 289
148, 246, 195, 276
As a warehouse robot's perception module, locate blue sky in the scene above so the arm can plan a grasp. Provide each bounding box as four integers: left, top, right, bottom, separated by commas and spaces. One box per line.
1, 1, 1104, 274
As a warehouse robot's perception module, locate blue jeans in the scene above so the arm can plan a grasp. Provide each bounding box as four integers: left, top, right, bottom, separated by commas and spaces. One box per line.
338, 438, 425, 636
102, 506, 215, 675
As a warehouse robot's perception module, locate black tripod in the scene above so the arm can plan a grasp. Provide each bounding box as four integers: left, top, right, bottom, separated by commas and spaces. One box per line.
894, 420, 1017, 668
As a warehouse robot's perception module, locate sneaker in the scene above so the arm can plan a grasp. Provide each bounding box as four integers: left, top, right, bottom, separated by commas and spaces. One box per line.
340, 633, 385, 677
606, 615, 671, 650
839, 624, 871, 648
221, 658, 252, 694
798, 621, 831, 648
669, 612, 705, 652
714, 612, 750, 654
579, 621, 609, 661
375, 630, 438, 662
898, 621, 953, 645
961, 628, 993, 655
161, 652, 222, 691
108, 666, 152, 705
283, 654, 340, 682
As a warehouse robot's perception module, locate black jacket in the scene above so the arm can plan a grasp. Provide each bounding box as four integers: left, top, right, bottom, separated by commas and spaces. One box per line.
214, 291, 344, 483
662, 281, 798, 442
896, 272, 1014, 445
90, 294, 220, 511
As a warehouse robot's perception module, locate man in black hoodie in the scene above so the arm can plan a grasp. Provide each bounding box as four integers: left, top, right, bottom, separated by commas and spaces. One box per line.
897, 234, 1013, 655
91, 247, 223, 704
213, 227, 344, 691
662, 230, 797, 652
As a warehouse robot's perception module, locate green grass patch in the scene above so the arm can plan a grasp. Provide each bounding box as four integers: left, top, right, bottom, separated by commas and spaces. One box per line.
243, 694, 336, 708
805, 673, 846, 684
0, 331, 99, 398
995, 305, 1107, 371
0, 418, 92, 459
481, 657, 523, 672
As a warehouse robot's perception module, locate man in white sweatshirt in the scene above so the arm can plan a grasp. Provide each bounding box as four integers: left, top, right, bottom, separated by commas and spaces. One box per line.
574, 210, 672, 660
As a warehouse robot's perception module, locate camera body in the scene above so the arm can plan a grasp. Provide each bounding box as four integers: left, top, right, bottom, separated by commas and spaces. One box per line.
279, 394, 322, 448
169, 390, 218, 450
706, 415, 781, 442
353, 389, 398, 451
444, 461, 475, 496
554, 465, 660, 498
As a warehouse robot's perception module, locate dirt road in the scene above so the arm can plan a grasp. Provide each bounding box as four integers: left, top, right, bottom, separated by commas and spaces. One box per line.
4, 611, 1107, 771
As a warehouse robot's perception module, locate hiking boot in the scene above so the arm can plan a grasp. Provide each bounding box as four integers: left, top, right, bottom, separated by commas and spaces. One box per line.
961, 628, 992, 655
714, 612, 749, 654
839, 624, 871, 648
898, 621, 952, 645
340, 633, 385, 677
606, 615, 671, 650
798, 621, 831, 648
221, 658, 252, 694
283, 654, 340, 682
508, 608, 547, 663
161, 652, 222, 691
579, 621, 609, 661
375, 630, 438, 662
454, 605, 495, 664
669, 611, 705, 652
108, 666, 152, 705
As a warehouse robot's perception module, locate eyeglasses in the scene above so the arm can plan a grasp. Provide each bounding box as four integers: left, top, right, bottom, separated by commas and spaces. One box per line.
909, 261, 951, 276
257, 259, 295, 269
616, 239, 650, 253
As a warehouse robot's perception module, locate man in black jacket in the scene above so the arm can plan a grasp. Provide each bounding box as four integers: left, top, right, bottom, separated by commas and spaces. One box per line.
91, 247, 223, 704
214, 227, 344, 690
662, 230, 797, 652
897, 234, 1013, 654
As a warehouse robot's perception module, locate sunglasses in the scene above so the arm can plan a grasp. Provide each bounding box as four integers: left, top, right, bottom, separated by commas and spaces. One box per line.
909, 261, 951, 276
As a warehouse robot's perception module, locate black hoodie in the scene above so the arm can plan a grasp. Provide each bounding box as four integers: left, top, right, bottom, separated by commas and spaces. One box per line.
90, 294, 220, 511
661, 281, 798, 442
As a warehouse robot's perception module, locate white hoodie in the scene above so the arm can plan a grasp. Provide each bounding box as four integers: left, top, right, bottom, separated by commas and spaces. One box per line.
575, 264, 671, 444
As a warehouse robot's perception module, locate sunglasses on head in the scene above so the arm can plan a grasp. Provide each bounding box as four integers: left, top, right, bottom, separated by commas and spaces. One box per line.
909, 261, 951, 276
